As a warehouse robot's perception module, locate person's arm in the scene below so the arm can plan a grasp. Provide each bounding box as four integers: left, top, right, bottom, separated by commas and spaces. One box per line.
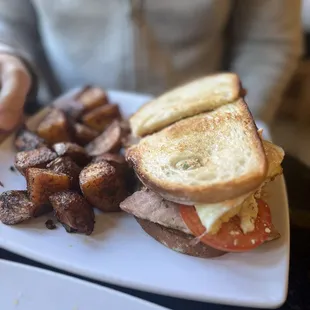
229, 0, 303, 123
0, 0, 39, 131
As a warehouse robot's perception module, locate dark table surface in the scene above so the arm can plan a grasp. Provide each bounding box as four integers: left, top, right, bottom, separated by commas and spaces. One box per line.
1, 104, 310, 310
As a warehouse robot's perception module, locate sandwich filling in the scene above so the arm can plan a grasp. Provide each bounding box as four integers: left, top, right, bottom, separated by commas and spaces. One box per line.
121, 137, 284, 252
193, 139, 284, 235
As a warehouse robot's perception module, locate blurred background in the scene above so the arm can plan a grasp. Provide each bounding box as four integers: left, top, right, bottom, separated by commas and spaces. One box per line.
272, 0, 310, 166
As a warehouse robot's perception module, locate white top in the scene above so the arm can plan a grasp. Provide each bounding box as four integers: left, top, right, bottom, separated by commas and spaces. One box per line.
0, 0, 303, 123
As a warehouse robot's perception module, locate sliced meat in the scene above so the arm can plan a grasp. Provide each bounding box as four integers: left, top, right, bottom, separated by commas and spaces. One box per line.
85, 120, 122, 156
73, 123, 99, 146
50, 191, 95, 235
47, 157, 82, 190
53, 142, 90, 166
82, 104, 121, 132
0, 191, 36, 224
14, 127, 46, 152
120, 189, 191, 234
15, 147, 57, 175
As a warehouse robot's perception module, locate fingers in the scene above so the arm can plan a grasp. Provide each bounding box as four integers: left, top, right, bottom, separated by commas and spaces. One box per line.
0, 57, 31, 132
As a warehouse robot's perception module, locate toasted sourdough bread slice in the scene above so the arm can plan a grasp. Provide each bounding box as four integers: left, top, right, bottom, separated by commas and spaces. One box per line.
136, 218, 226, 258
130, 73, 242, 137
126, 99, 267, 205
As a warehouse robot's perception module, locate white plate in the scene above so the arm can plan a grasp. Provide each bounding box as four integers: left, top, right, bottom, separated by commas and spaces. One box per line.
0, 91, 289, 309
0, 259, 168, 310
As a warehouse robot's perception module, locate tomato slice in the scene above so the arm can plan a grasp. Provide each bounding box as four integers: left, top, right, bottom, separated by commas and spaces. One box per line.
180, 199, 273, 252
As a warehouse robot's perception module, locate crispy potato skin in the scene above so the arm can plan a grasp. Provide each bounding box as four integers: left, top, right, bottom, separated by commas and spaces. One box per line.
82, 104, 121, 131
50, 190, 95, 235
53, 142, 90, 166
92, 153, 126, 168
0, 191, 36, 225
85, 120, 122, 156
79, 161, 128, 212
92, 153, 137, 194
47, 157, 82, 190
52, 87, 108, 119
36, 109, 74, 144
73, 123, 99, 146
14, 127, 46, 152
77, 87, 108, 113
15, 147, 57, 175
26, 168, 70, 207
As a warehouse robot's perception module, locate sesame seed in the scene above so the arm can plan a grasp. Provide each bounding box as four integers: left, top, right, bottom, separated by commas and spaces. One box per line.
251, 239, 256, 244
265, 228, 271, 233
233, 239, 238, 246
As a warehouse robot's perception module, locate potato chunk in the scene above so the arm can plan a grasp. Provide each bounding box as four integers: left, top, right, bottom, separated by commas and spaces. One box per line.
50, 191, 95, 235
14, 127, 46, 152
15, 147, 57, 175
92, 153, 126, 168
36, 109, 73, 144
0, 191, 36, 224
47, 157, 82, 190
82, 104, 121, 131
92, 153, 137, 194
74, 123, 99, 146
79, 162, 128, 212
26, 168, 70, 207
52, 86, 108, 119
85, 120, 122, 156
77, 86, 108, 113
53, 142, 90, 166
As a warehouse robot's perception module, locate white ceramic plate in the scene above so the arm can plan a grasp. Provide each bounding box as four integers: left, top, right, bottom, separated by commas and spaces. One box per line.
0, 259, 169, 310
0, 91, 289, 309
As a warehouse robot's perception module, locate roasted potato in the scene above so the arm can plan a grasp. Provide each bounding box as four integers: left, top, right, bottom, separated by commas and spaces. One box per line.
82, 104, 121, 131
53, 142, 90, 166
73, 123, 99, 146
0, 191, 36, 224
46, 157, 82, 190
50, 190, 95, 235
26, 168, 70, 207
85, 120, 122, 156
52, 92, 84, 120
15, 147, 57, 175
79, 161, 128, 212
92, 153, 137, 194
77, 86, 108, 113
15, 127, 46, 152
92, 153, 126, 167
36, 109, 73, 144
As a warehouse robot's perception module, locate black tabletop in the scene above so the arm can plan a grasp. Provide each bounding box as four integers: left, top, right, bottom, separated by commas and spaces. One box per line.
1, 154, 309, 310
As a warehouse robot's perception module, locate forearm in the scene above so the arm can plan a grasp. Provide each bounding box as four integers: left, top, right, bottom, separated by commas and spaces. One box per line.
0, 0, 40, 100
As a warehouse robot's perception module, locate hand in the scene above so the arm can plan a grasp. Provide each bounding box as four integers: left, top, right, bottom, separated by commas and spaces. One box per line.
0, 53, 31, 132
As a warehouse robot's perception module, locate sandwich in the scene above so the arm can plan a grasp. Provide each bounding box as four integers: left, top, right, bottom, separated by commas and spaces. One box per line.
120, 73, 284, 258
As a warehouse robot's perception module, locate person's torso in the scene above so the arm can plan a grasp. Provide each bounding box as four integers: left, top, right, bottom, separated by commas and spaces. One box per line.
31, 0, 233, 98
